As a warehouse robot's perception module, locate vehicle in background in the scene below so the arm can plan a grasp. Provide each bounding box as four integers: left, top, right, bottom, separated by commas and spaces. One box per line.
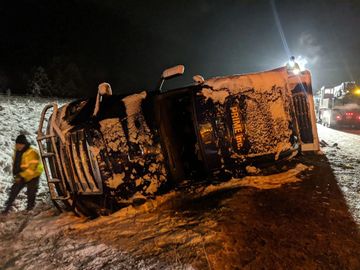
37, 65, 319, 216
318, 82, 360, 128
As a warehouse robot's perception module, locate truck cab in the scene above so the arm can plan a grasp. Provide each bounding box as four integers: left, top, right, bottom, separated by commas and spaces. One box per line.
318, 82, 360, 128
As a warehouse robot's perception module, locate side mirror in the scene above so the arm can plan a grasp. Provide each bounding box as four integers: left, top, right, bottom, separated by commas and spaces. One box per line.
158, 65, 185, 92
93, 82, 112, 116
161, 65, 185, 79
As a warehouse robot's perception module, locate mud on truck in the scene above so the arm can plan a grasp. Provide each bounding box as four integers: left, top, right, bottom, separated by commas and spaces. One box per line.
37, 65, 319, 216
317, 82, 360, 128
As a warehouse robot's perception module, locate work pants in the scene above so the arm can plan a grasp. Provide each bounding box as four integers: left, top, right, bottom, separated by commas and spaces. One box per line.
3, 177, 39, 212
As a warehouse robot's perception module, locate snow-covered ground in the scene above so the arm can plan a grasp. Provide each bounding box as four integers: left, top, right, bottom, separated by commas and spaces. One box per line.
317, 124, 360, 223
1, 96, 360, 269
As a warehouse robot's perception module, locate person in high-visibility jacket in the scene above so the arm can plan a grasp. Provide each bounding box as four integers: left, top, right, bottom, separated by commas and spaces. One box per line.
2, 134, 43, 214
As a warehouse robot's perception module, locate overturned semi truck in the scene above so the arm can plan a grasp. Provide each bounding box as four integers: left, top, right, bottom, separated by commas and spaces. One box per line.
37, 65, 319, 216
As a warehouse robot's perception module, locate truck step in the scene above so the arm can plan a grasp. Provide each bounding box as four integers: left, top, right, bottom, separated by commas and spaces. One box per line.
42, 152, 55, 158
37, 134, 56, 141
48, 178, 61, 183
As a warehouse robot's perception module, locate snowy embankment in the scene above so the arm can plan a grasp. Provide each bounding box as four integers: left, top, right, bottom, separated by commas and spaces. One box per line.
0, 95, 67, 211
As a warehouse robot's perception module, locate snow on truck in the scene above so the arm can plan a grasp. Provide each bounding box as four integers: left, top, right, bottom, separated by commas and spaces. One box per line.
318, 82, 360, 128
37, 65, 319, 216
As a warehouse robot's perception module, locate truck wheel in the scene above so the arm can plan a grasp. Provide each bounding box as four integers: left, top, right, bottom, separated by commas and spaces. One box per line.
68, 196, 98, 217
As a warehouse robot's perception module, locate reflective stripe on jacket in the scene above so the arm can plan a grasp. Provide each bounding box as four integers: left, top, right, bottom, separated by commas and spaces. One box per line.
17, 147, 44, 182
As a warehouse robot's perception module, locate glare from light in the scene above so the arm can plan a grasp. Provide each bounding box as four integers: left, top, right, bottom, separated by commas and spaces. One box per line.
284, 55, 308, 71
292, 68, 300, 75
354, 88, 360, 95
296, 56, 308, 71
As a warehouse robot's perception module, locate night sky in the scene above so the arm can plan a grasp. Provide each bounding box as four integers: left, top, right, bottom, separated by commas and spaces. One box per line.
1, 0, 360, 97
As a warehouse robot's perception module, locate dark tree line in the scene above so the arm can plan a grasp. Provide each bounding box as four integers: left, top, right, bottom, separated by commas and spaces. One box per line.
28, 58, 85, 97
0, 58, 86, 98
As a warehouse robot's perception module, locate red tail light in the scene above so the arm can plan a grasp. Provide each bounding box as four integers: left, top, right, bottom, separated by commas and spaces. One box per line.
336, 115, 342, 120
